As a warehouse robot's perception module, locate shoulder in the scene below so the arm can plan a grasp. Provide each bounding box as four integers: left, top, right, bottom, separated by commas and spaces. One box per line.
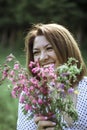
77, 76, 87, 98
78, 76, 87, 88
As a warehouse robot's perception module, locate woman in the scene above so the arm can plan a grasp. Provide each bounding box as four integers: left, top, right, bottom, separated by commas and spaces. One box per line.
17, 23, 87, 130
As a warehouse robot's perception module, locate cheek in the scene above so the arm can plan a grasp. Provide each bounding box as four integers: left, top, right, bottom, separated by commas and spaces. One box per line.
51, 51, 57, 60
34, 56, 39, 62
51, 52, 59, 65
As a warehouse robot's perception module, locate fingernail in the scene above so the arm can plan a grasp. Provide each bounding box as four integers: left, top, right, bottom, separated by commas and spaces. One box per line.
43, 116, 48, 119
52, 122, 56, 125
45, 117, 48, 119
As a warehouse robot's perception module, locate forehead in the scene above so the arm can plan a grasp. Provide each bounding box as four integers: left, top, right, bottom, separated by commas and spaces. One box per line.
33, 35, 50, 49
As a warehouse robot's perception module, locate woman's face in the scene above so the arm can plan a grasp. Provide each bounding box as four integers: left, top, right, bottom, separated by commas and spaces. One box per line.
33, 35, 59, 67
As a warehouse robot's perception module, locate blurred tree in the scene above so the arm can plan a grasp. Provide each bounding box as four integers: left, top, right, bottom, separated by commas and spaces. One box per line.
0, 0, 18, 47
0, 0, 87, 48
75, 0, 87, 46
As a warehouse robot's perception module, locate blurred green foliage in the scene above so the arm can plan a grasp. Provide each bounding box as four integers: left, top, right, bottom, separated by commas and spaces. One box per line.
0, 47, 25, 130
0, 0, 87, 49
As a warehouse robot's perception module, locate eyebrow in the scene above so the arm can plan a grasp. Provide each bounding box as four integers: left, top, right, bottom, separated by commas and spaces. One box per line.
33, 43, 51, 51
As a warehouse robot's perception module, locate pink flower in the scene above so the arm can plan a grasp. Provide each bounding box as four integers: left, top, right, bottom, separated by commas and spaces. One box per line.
19, 79, 25, 85
24, 104, 32, 111
29, 61, 40, 69
6, 54, 15, 62
14, 63, 19, 70
10, 70, 15, 75
40, 87, 48, 95
32, 67, 40, 73
29, 61, 35, 68
3, 70, 8, 78
18, 74, 25, 79
29, 95, 33, 100
38, 98, 43, 105
23, 86, 28, 93
20, 95, 25, 103
11, 90, 16, 98
29, 86, 34, 91
30, 78, 38, 85
32, 99, 37, 104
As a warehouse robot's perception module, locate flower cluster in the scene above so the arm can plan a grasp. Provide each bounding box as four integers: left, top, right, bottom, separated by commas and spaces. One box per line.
0, 54, 82, 130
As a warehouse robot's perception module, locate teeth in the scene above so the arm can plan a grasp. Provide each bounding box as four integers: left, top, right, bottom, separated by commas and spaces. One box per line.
43, 64, 50, 67
43, 63, 54, 68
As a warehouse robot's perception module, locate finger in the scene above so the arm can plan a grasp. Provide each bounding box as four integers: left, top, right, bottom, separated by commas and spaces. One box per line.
38, 120, 56, 128
46, 127, 55, 130
37, 124, 44, 130
34, 116, 48, 124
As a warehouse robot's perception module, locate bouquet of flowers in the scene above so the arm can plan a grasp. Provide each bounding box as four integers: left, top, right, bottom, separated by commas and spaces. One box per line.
0, 54, 82, 130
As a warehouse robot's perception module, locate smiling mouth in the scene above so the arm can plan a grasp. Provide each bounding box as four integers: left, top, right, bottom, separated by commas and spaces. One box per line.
42, 63, 55, 68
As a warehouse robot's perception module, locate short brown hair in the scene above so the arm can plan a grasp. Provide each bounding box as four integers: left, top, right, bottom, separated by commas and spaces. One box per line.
25, 23, 87, 82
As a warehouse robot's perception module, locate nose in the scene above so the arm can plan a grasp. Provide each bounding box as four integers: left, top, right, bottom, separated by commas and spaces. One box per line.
39, 51, 48, 62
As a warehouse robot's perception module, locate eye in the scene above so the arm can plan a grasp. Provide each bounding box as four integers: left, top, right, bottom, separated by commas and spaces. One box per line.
46, 46, 53, 51
33, 51, 40, 56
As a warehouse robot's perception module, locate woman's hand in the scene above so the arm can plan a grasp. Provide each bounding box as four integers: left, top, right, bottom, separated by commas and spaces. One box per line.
34, 116, 56, 130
